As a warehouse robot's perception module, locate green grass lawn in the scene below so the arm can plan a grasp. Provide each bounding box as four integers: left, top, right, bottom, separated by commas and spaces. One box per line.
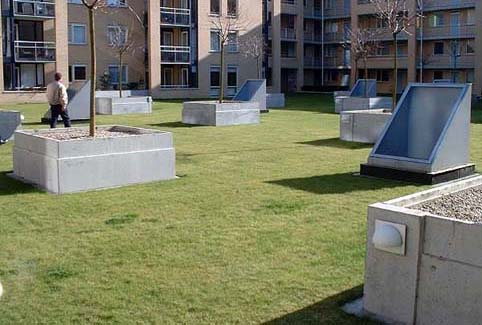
0, 94, 480, 324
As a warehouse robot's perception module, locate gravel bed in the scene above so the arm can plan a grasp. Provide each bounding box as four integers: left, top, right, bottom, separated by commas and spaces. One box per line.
39, 129, 136, 141
413, 185, 482, 223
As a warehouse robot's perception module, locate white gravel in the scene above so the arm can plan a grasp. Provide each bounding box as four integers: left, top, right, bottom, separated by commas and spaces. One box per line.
413, 185, 482, 223
39, 129, 135, 141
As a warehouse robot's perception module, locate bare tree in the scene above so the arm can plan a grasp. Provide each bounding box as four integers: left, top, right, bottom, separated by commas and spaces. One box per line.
371, 0, 420, 107
345, 28, 379, 96
209, 13, 246, 103
81, 0, 105, 137
106, 7, 145, 98
241, 33, 265, 79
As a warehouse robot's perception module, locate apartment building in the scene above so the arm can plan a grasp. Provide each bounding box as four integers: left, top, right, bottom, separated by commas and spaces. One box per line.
67, 0, 262, 99
265, 0, 482, 96
0, 0, 68, 103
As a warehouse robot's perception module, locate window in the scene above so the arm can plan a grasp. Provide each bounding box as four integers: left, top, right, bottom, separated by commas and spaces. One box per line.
67, 0, 82, 3
162, 68, 173, 86
210, 30, 220, 52
467, 70, 474, 83
109, 65, 128, 84
227, 32, 238, 52
210, 66, 220, 96
466, 9, 475, 25
68, 24, 86, 44
433, 42, 444, 55
376, 42, 390, 56
107, 0, 127, 7
210, 0, 220, 15
182, 68, 189, 86
227, 0, 237, 16
108, 25, 128, 45
181, 31, 189, 46
376, 70, 390, 82
227, 65, 238, 96
429, 13, 444, 27
71, 65, 86, 81
466, 40, 475, 54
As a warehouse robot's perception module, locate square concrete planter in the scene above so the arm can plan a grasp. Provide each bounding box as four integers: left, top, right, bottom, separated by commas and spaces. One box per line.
0, 110, 21, 142
363, 175, 482, 324
182, 101, 260, 126
340, 109, 392, 144
96, 96, 152, 115
12, 126, 175, 194
335, 96, 392, 113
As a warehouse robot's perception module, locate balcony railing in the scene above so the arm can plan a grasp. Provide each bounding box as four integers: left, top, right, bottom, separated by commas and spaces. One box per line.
14, 41, 56, 62
304, 32, 323, 43
13, 0, 55, 19
423, 0, 476, 11
281, 28, 296, 40
419, 24, 476, 40
366, 28, 409, 41
160, 45, 190, 64
419, 55, 475, 69
160, 7, 190, 26
304, 6, 350, 19
161, 84, 190, 89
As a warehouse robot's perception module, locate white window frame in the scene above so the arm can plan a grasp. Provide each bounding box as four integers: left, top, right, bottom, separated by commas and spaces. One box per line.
68, 23, 87, 45
227, 31, 239, 53
210, 30, 221, 52
209, 65, 221, 97
71, 64, 87, 81
108, 65, 128, 85
227, 65, 238, 97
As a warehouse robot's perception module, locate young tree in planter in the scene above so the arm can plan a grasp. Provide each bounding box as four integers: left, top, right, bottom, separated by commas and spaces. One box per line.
345, 28, 379, 97
210, 13, 246, 103
241, 33, 266, 79
371, 0, 420, 107
106, 8, 145, 98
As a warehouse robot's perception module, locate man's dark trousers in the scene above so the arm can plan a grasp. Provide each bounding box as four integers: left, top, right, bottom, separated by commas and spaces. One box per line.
50, 104, 71, 128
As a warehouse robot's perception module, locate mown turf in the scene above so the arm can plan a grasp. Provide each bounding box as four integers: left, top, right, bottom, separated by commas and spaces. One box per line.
0, 94, 480, 324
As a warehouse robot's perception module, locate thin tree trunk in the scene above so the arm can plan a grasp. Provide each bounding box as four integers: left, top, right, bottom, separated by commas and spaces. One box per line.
88, 8, 96, 137
219, 43, 225, 103
119, 52, 123, 98
364, 57, 368, 97
392, 33, 398, 109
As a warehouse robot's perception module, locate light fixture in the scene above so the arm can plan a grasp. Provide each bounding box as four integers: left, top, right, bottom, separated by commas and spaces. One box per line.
372, 220, 406, 255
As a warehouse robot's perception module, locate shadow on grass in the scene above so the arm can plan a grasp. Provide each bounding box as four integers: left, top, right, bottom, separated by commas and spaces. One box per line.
298, 138, 372, 150
0, 171, 40, 196
148, 121, 203, 128
263, 285, 376, 324
267, 172, 411, 195
471, 105, 482, 124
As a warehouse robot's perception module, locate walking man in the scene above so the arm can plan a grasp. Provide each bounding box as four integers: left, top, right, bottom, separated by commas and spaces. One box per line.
47, 72, 71, 128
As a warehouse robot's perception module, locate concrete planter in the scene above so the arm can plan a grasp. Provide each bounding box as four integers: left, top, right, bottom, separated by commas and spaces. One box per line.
182, 101, 260, 126
96, 96, 152, 115
12, 126, 175, 194
0, 110, 21, 142
363, 175, 482, 324
335, 96, 392, 114
266, 93, 285, 108
340, 109, 392, 144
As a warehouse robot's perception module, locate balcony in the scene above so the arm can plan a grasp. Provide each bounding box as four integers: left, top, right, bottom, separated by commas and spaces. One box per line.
160, 45, 190, 64
365, 55, 408, 69
422, 0, 476, 12
14, 41, 56, 62
281, 28, 296, 41
419, 24, 476, 40
366, 28, 409, 41
281, 0, 298, 14
13, 0, 55, 19
419, 55, 475, 69
304, 32, 323, 43
304, 56, 350, 68
304, 6, 350, 19
160, 7, 190, 27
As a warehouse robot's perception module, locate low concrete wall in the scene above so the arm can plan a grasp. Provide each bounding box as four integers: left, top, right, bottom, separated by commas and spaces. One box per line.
96, 90, 149, 98
96, 96, 152, 115
340, 109, 391, 144
266, 93, 285, 108
12, 126, 175, 194
335, 96, 392, 113
182, 101, 260, 126
0, 110, 21, 141
363, 175, 482, 324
